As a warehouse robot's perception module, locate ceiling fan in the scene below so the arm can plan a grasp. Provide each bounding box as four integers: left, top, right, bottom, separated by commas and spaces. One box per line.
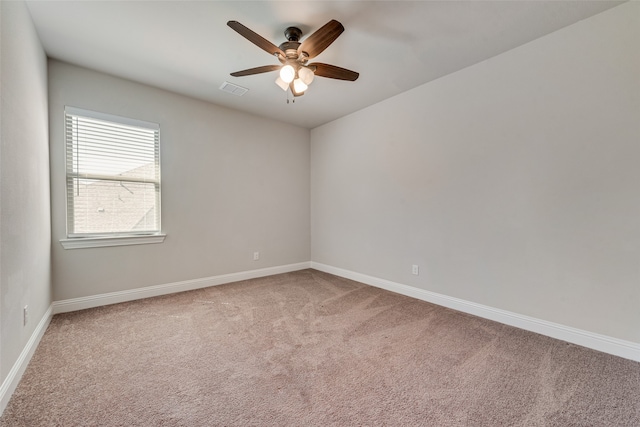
227, 19, 359, 97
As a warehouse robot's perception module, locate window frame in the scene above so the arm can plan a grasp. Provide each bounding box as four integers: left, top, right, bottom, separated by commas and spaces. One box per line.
60, 106, 165, 249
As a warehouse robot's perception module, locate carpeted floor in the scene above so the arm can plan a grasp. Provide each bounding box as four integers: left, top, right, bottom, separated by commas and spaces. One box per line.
1, 269, 639, 426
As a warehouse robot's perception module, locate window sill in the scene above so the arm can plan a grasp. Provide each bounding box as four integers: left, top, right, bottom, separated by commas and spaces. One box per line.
60, 234, 166, 249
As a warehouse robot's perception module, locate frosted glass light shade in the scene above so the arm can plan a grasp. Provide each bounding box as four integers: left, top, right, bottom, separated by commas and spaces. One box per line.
275, 77, 289, 91
293, 78, 308, 93
298, 67, 314, 85
279, 65, 295, 83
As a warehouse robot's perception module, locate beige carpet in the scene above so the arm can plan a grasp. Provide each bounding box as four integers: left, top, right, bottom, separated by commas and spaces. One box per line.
2, 269, 639, 426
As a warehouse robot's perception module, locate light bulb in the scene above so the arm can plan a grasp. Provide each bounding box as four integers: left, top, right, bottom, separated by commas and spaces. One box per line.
293, 78, 308, 93
279, 65, 295, 83
275, 76, 289, 91
298, 67, 314, 85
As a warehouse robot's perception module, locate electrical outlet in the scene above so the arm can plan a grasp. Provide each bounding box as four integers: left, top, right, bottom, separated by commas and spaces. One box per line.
23, 305, 29, 326
412, 265, 419, 276
253, 251, 260, 261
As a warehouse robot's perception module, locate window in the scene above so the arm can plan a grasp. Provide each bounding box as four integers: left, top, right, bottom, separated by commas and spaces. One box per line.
62, 107, 164, 249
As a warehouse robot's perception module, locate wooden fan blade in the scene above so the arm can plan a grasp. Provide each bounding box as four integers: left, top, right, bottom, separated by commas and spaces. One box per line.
230, 65, 281, 77
298, 19, 344, 59
310, 63, 359, 81
227, 21, 285, 58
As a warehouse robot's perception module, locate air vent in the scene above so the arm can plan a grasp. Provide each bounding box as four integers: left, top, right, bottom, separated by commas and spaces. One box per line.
219, 81, 248, 96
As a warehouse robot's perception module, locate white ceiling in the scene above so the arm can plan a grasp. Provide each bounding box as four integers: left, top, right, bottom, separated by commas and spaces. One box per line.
25, 1, 623, 129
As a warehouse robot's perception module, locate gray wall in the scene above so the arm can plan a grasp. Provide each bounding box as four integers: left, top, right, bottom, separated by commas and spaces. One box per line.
0, 1, 52, 382
311, 2, 640, 343
49, 61, 310, 301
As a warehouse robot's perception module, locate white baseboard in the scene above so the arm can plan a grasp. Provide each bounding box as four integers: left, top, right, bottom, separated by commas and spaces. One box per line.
53, 262, 311, 314
2, 261, 637, 419
2, 263, 311, 417
0, 305, 53, 416
310, 262, 640, 362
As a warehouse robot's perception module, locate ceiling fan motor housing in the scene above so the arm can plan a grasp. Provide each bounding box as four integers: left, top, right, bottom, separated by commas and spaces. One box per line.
279, 27, 303, 60
284, 26, 302, 42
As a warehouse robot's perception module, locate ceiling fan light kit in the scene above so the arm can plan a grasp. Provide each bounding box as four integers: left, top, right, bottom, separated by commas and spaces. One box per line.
227, 19, 359, 99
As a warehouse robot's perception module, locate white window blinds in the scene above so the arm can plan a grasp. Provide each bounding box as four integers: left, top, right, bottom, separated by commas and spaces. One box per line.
65, 107, 161, 237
